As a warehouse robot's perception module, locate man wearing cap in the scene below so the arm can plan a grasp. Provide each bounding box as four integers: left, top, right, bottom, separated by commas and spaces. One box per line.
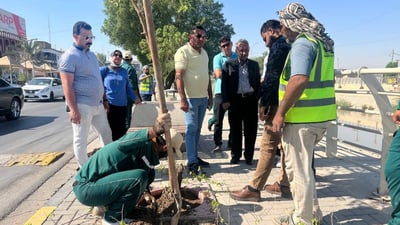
121, 51, 141, 130
59, 21, 112, 167
273, 3, 336, 225
139, 65, 155, 101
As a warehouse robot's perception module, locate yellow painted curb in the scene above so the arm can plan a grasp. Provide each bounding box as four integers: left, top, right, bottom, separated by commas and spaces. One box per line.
24, 206, 56, 225
3, 152, 64, 166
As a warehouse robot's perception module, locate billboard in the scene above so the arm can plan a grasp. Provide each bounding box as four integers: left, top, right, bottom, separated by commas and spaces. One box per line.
0, 8, 26, 38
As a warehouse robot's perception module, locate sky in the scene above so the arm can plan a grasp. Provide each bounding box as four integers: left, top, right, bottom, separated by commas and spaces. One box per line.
1, 0, 400, 70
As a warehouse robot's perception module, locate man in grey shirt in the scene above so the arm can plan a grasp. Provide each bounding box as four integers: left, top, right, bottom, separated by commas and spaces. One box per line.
59, 21, 112, 167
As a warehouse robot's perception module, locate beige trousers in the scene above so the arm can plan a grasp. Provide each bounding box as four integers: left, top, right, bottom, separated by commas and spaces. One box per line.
250, 106, 289, 190
282, 122, 329, 225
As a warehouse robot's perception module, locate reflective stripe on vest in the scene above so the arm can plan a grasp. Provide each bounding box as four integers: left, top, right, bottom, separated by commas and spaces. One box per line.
279, 33, 336, 123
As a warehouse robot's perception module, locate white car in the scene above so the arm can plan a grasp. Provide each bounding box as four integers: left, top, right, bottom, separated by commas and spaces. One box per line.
23, 77, 65, 102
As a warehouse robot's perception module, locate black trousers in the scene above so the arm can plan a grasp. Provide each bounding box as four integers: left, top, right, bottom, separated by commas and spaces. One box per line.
213, 94, 231, 146
228, 94, 258, 161
107, 104, 128, 141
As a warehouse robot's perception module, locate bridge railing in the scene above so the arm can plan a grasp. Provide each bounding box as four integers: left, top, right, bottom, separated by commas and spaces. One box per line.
332, 67, 400, 195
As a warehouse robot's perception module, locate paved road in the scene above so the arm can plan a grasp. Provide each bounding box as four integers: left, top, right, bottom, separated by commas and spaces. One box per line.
0, 100, 93, 220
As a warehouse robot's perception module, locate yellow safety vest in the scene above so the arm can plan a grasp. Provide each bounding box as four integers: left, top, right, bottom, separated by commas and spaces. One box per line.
139, 75, 151, 93
279, 33, 336, 123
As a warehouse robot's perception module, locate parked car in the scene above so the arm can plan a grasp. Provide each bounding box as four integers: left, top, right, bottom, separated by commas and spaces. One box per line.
0, 78, 24, 120
22, 77, 65, 101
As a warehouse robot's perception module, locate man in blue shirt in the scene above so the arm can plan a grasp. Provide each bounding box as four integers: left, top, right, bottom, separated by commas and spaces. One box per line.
211, 35, 237, 152
59, 21, 112, 167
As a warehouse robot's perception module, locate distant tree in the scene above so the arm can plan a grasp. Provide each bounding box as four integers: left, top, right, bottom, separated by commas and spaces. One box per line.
96, 53, 107, 66
251, 51, 269, 75
102, 0, 234, 86
385, 61, 399, 84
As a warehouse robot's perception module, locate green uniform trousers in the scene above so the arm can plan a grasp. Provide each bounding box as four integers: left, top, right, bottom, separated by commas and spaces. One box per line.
385, 128, 400, 225
73, 129, 157, 222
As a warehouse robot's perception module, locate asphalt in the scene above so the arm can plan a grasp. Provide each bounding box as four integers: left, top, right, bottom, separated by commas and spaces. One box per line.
1, 108, 393, 225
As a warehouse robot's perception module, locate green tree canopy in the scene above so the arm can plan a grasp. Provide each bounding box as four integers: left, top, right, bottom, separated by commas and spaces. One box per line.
102, 0, 234, 86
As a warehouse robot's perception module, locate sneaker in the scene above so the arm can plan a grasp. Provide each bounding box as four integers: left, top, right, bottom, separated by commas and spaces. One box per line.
274, 210, 320, 225
229, 185, 261, 202
264, 181, 290, 195
92, 205, 105, 217
273, 215, 296, 225
197, 157, 210, 167
212, 145, 222, 152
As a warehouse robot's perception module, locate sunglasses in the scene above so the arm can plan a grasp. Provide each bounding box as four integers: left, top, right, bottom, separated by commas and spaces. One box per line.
194, 34, 206, 39
81, 35, 95, 40
221, 43, 230, 48
113, 53, 122, 58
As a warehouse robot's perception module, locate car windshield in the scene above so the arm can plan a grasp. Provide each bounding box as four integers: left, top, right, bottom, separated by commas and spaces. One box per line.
28, 79, 51, 86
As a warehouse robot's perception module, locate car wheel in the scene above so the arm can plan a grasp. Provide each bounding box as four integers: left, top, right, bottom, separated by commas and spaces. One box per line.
49, 92, 54, 102
5, 98, 21, 120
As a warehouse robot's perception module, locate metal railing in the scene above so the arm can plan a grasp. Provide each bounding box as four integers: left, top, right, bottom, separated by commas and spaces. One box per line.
332, 67, 400, 195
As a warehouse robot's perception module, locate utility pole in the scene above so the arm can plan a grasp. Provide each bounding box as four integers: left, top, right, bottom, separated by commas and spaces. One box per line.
390, 49, 400, 63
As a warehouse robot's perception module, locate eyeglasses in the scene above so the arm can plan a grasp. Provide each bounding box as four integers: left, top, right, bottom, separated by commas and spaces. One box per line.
221, 43, 230, 48
81, 36, 95, 40
113, 53, 122, 58
195, 34, 206, 39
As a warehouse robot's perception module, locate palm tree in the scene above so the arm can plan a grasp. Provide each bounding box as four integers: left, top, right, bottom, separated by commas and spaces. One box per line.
21, 39, 39, 80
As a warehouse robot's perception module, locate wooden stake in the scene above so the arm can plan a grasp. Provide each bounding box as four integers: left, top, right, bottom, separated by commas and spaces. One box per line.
142, 0, 182, 224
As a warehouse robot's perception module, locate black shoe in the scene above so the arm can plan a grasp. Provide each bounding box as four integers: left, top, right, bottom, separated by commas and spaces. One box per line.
208, 123, 213, 131
197, 157, 210, 167
245, 160, 253, 165
230, 158, 239, 164
188, 163, 205, 175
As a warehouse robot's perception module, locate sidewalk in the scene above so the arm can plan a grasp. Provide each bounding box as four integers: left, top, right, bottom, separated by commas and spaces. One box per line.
17, 109, 393, 225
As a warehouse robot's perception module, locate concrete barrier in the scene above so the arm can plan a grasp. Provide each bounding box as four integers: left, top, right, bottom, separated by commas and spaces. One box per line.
131, 101, 185, 128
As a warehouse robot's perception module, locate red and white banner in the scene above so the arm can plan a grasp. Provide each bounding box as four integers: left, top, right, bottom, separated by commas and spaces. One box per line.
0, 8, 26, 38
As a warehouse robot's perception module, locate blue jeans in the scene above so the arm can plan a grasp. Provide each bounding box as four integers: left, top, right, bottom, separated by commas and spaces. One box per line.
185, 97, 207, 165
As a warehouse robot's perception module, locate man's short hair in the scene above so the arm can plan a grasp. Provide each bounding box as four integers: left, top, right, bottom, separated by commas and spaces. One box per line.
73, 21, 92, 35
260, 20, 281, 34
191, 25, 205, 33
219, 35, 231, 44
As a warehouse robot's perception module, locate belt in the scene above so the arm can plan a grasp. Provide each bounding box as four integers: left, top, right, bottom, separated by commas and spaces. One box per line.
238, 92, 254, 98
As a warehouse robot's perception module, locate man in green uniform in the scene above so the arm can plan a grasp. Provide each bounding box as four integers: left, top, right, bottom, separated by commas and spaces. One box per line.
73, 113, 171, 225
